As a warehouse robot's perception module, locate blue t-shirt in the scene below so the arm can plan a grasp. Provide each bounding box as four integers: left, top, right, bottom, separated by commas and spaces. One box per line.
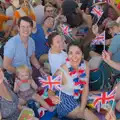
108, 34, 120, 74
109, 34, 120, 62
4, 34, 35, 71
31, 24, 49, 59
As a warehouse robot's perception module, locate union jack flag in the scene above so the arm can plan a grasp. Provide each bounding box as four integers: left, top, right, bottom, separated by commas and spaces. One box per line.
38, 76, 61, 91
91, 6, 103, 19
93, 0, 109, 3
93, 89, 116, 107
61, 24, 72, 36
91, 31, 105, 45
93, 0, 103, 3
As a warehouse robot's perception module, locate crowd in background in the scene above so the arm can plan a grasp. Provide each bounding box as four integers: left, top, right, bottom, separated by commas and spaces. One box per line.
0, 0, 120, 120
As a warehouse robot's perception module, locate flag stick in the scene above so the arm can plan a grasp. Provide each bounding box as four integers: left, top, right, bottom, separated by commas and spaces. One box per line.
95, 7, 104, 25
58, 72, 63, 102
103, 31, 105, 51
110, 87, 117, 113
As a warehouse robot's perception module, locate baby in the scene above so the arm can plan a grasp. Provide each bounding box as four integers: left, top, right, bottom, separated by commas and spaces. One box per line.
14, 65, 54, 112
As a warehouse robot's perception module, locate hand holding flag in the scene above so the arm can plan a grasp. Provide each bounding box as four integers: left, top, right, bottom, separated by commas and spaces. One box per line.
60, 24, 74, 41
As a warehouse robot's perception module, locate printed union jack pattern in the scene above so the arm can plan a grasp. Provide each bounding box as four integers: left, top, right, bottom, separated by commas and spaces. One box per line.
61, 24, 72, 36
38, 75, 61, 91
93, 89, 116, 108
91, 31, 105, 45
93, 0, 110, 3
38, 107, 47, 118
91, 5, 103, 19
66, 58, 87, 99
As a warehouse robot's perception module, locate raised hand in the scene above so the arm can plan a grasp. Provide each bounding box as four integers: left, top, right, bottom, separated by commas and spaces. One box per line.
10, 0, 20, 8
109, 0, 115, 6
105, 110, 116, 120
102, 50, 111, 63
92, 24, 98, 35
50, 96, 61, 105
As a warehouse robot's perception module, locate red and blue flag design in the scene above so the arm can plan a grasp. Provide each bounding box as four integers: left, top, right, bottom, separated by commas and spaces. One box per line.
93, 89, 116, 107
91, 31, 105, 45
39, 76, 61, 91
61, 24, 72, 36
91, 5, 103, 19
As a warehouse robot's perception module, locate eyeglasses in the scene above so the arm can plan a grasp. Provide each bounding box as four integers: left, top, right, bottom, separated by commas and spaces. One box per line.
46, 10, 54, 13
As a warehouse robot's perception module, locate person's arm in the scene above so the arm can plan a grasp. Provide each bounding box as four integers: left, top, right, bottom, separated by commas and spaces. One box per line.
0, 112, 2, 120
110, 0, 120, 16
30, 53, 48, 76
30, 53, 40, 69
4, 17, 16, 39
14, 79, 20, 93
3, 56, 16, 73
102, 50, 120, 71
30, 78, 38, 90
80, 61, 89, 111
105, 109, 116, 120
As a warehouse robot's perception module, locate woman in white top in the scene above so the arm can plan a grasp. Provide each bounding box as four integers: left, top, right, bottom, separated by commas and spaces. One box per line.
48, 32, 67, 75
49, 41, 99, 120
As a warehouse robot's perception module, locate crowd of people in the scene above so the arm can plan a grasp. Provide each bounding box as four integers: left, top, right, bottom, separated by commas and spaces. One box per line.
0, 0, 120, 120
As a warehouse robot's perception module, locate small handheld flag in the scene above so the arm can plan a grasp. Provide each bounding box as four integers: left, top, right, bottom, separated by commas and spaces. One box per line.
91, 31, 105, 45
61, 24, 72, 36
60, 24, 74, 41
93, 89, 116, 108
91, 6, 103, 18
91, 5, 104, 23
38, 75, 61, 91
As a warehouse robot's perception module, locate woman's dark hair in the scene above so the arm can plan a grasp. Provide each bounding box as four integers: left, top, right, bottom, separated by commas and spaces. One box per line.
62, 0, 83, 28
43, 16, 54, 23
67, 41, 83, 53
66, 13, 84, 28
98, 4, 118, 26
48, 31, 59, 47
18, 16, 33, 27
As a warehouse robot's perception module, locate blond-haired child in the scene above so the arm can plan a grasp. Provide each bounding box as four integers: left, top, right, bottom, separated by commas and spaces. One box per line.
14, 65, 55, 112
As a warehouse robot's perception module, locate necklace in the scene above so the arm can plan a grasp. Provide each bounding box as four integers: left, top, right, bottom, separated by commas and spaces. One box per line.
66, 58, 87, 99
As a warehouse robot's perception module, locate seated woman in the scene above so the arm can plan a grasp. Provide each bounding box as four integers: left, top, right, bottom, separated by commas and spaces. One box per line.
48, 32, 67, 75
0, 68, 20, 120
49, 41, 99, 120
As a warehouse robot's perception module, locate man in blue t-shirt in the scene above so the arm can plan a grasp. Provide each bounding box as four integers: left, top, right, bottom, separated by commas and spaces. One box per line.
31, 24, 49, 60
3, 16, 45, 75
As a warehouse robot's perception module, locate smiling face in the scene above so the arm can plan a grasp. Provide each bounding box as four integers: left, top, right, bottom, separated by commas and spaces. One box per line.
17, 70, 30, 80
68, 45, 82, 69
45, 6, 54, 17
51, 35, 64, 52
44, 17, 54, 29
18, 20, 32, 38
